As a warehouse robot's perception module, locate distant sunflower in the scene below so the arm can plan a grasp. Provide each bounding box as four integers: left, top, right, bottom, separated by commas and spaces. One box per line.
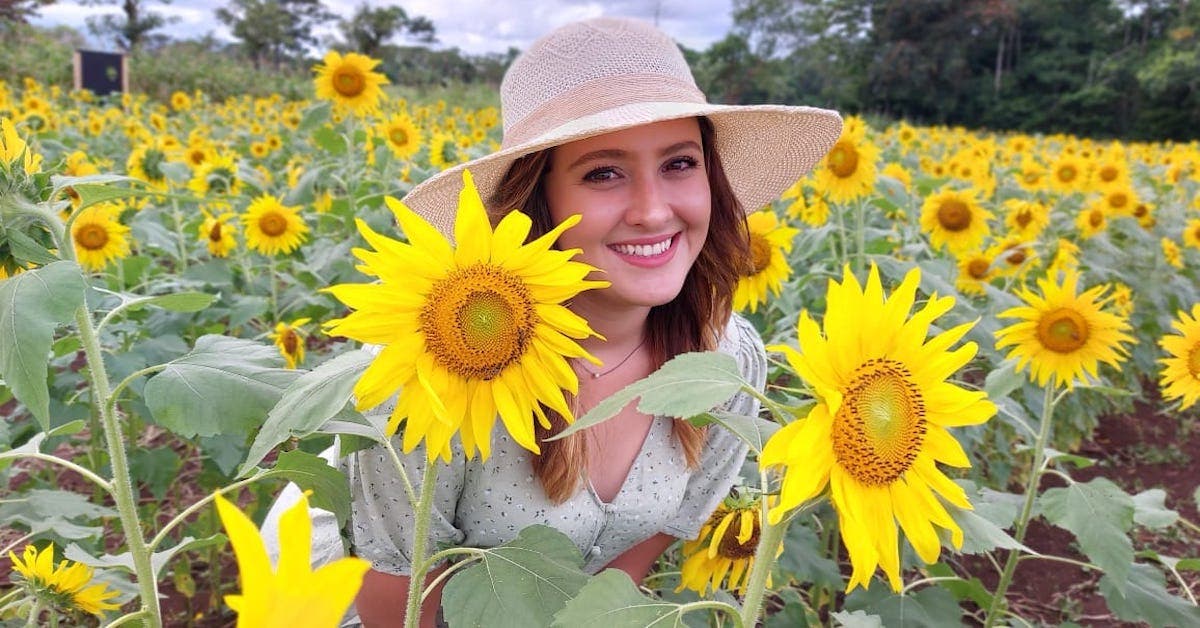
169, 90, 192, 111
676, 492, 775, 596
242, 195, 308, 256
270, 318, 311, 369
199, 212, 237, 257
1003, 199, 1049, 241
919, 188, 993, 254
1181, 218, 1200, 250
1015, 158, 1046, 193
1048, 238, 1080, 276
1, 116, 42, 174
127, 138, 173, 191
987, 239, 1038, 280
1163, 237, 1185, 269
1046, 153, 1087, 195
1090, 154, 1129, 189
814, 117, 880, 203
428, 132, 460, 171
313, 51, 389, 116
1098, 185, 1138, 217
1133, 202, 1155, 229
1075, 206, 1107, 239
733, 210, 798, 314
956, 250, 993, 297
376, 113, 422, 160
762, 265, 995, 592
1159, 303, 1200, 410
71, 203, 131, 272
995, 269, 1133, 390
323, 170, 608, 461
880, 162, 911, 192
9, 543, 120, 617
188, 152, 241, 197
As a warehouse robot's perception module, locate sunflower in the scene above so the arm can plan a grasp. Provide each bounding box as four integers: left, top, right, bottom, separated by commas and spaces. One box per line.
1159, 304, 1200, 410
242, 195, 308, 256
9, 543, 121, 617
956, 250, 993, 296
761, 265, 996, 592
676, 492, 775, 596
1015, 158, 1046, 193
127, 138, 173, 191
919, 187, 993, 254
880, 161, 911, 192
813, 116, 880, 203
428, 132, 461, 171
1090, 154, 1129, 189
1047, 238, 1080, 276
215, 491, 369, 627
323, 170, 607, 461
376, 113, 422, 160
1182, 218, 1200, 250
1, 116, 41, 174
270, 318, 311, 369
312, 51, 389, 116
72, 203, 131, 272
1075, 205, 1107, 239
733, 209, 798, 314
188, 151, 242, 197
1133, 202, 1156, 229
995, 269, 1133, 390
1002, 199, 1049, 241
1163, 237, 1185, 269
199, 212, 237, 257
169, 90, 192, 111
1046, 153, 1087, 195
987, 239, 1038, 279
1098, 185, 1138, 217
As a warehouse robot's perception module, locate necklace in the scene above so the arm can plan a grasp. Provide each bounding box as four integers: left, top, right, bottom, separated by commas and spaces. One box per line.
577, 338, 646, 379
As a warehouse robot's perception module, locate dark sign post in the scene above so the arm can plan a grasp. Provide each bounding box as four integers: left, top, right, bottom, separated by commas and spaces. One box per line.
74, 50, 128, 97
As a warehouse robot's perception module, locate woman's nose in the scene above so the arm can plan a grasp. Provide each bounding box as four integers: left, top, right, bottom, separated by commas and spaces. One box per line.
624, 176, 672, 227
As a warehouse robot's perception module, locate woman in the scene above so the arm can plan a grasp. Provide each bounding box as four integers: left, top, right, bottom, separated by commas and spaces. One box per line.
267, 15, 840, 627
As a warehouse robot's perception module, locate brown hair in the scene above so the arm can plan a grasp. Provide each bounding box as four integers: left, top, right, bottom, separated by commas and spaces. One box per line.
489, 117, 749, 503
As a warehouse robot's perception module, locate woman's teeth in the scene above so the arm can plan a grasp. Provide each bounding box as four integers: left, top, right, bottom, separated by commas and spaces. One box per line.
611, 236, 672, 257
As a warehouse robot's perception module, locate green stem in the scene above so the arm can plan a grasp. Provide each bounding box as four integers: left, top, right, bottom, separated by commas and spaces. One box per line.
148, 473, 267, 551
0, 451, 112, 493
739, 470, 790, 627
380, 438, 419, 510
75, 306, 161, 628
983, 383, 1056, 628
24, 599, 41, 628
853, 196, 866, 275
268, 255, 278, 321
403, 460, 440, 628
679, 601, 744, 627
834, 197, 849, 267
105, 609, 151, 628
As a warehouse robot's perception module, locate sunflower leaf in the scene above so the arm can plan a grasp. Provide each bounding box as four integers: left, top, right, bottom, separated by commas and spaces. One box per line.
239, 349, 373, 478
550, 352, 746, 441
550, 568, 726, 628
830, 610, 885, 628
689, 410, 779, 455
1131, 489, 1178, 529
143, 334, 302, 439
263, 449, 352, 528
443, 524, 589, 628
1035, 477, 1134, 594
843, 585, 962, 627
1098, 563, 1200, 628
0, 260, 87, 430
65, 535, 225, 578
0, 488, 115, 540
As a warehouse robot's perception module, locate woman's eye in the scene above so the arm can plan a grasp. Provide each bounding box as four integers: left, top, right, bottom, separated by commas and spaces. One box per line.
664, 156, 699, 172
583, 167, 619, 183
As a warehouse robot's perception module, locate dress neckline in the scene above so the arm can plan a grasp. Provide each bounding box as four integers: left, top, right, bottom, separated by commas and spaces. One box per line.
584, 415, 662, 506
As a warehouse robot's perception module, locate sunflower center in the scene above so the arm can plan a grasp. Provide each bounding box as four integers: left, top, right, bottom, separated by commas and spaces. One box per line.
258, 211, 288, 237
1036, 307, 1090, 353
1058, 165, 1077, 182
937, 199, 972, 232
333, 67, 366, 98
1134, 204, 1149, 218
76, 224, 109, 251
1006, 248, 1027, 265
967, 258, 990, 279
1016, 209, 1033, 228
1188, 345, 1200, 377
389, 128, 409, 147
1022, 171, 1040, 185
717, 512, 760, 559
1109, 192, 1128, 209
828, 141, 860, 178
831, 359, 926, 486
1099, 165, 1119, 182
420, 264, 536, 380
281, 329, 300, 355
209, 221, 224, 242
1088, 209, 1104, 228
746, 234, 773, 276
1193, 225, 1200, 241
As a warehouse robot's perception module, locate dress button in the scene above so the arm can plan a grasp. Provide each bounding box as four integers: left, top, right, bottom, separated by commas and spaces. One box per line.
589, 545, 602, 558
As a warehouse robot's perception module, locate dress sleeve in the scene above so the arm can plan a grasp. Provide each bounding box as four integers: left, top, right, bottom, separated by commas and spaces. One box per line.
661, 314, 767, 540
260, 441, 350, 569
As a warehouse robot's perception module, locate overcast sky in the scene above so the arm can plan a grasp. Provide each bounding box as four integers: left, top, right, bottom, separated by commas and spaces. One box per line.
32, 0, 736, 55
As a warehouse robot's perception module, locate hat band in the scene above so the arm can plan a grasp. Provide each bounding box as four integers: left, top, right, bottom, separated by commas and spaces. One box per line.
501, 74, 707, 149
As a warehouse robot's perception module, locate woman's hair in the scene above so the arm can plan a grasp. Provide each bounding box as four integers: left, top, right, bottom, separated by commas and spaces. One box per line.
489, 117, 749, 503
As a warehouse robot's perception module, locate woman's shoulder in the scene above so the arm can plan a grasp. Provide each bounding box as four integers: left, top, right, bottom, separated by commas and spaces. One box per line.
716, 312, 768, 387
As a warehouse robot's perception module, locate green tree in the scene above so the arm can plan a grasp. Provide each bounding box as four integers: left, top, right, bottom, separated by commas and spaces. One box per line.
216, 0, 335, 69
0, 0, 57, 25
337, 3, 435, 58
82, 0, 177, 51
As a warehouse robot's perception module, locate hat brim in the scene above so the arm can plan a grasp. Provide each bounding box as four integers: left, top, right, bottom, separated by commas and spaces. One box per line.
400, 101, 843, 238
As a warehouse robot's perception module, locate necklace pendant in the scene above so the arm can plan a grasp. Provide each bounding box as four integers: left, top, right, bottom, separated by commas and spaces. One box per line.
592, 372, 600, 379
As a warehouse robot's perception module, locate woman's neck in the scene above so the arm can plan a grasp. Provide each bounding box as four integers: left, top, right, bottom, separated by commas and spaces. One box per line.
569, 296, 650, 355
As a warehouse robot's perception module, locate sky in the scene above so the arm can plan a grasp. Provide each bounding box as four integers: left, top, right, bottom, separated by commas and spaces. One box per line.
31, 0, 737, 56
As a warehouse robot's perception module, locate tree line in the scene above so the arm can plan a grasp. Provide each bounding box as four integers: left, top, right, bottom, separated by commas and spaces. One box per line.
3, 0, 1199, 140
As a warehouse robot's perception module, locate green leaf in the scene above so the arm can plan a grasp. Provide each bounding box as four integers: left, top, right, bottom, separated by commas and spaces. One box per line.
925, 563, 993, 609
1098, 563, 1200, 628
551, 352, 748, 441
313, 126, 347, 155
689, 409, 779, 454
65, 535, 225, 579
983, 360, 1025, 402
947, 504, 1030, 555
765, 588, 816, 628
65, 181, 145, 211
1035, 477, 1134, 593
442, 525, 589, 628
239, 349, 373, 477
264, 449, 351, 529
143, 335, 302, 439
1043, 447, 1095, 468
0, 261, 87, 430
778, 523, 843, 590
120, 291, 216, 314
550, 569, 697, 628
0, 488, 116, 540
830, 610, 884, 628
1131, 489, 1178, 529
5, 228, 59, 266
298, 100, 331, 132
843, 585, 962, 627
129, 447, 182, 501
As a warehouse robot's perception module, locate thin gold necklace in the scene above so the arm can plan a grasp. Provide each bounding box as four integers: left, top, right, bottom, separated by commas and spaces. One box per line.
577, 338, 647, 379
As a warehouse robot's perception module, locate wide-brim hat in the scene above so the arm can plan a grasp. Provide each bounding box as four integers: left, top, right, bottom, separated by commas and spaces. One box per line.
401, 16, 843, 238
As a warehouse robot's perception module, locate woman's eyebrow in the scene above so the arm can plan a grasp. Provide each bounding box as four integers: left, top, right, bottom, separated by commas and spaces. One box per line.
566, 141, 702, 171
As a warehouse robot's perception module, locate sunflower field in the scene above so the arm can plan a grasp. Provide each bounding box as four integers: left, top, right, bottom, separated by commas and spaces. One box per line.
1, 48, 1199, 628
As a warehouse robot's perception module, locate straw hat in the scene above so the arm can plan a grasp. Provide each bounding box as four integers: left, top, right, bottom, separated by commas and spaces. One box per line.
401, 16, 843, 237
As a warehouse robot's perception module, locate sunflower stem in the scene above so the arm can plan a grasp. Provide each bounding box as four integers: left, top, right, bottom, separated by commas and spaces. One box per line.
679, 601, 745, 627
739, 471, 789, 627
24, 599, 42, 628
983, 382, 1056, 628
403, 459, 440, 628
74, 305, 161, 628
853, 196, 866, 275
268, 255, 279, 321
0, 451, 112, 493
380, 437, 419, 511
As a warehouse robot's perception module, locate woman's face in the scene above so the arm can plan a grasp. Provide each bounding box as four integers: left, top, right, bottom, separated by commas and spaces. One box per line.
544, 118, 711, 311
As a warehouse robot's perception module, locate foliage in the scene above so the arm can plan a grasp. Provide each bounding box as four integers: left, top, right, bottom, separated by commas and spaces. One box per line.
81, 0, 178, 51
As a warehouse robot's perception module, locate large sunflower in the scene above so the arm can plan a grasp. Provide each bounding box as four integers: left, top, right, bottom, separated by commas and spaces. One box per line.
761, 265, 996, 592
733, 209, 798, 314
9, 543, 120, 617
1159, 304, 1200, 410
324, 170, 608, 461
242, 195, 308, 256
919, 187, 993, 254
71, 203, 132, 272
676, 492, 774, 596
313, 51, 389, 116
995, 269, 1133, 390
